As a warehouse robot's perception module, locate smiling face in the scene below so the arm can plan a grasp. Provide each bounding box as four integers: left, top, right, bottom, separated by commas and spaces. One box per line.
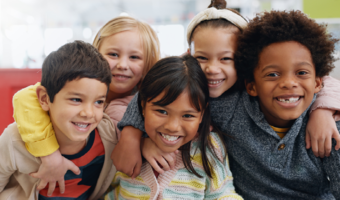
46, 78, 107, 150
190, 26, 238, 98
99, 29, 144, 100
246, 41, 322, 127
143, 89, 203, 153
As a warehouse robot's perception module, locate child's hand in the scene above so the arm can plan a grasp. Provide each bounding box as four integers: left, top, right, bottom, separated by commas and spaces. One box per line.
30, 149, 80, 196
306, 108, 340, 158
111, 126, 143, 179
142, 138, 178, 174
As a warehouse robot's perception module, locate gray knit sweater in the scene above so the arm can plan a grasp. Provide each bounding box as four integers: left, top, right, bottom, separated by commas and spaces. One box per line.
118, 90, 340, 200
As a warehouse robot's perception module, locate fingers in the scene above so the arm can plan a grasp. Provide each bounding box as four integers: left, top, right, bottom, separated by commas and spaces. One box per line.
47, 182, 56, 196
36, 179, 48, 190
157, 156, 171, 171
148, 159, 164, 174
163, 153, 177, 170
333, 131, 340, 151
131, 160, 142, 179
325, 135, 332, 157
318, 138, 325, 158
58, 179, 65, 194
311, 136, 319, 157
305, 131, 311, 149
65, 158, 80, 175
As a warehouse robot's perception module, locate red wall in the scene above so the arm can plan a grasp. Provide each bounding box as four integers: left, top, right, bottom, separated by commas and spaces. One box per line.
0, 68, 42, 134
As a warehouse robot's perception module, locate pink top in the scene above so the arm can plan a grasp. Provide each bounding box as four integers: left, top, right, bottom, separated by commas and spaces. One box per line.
310, 76, 340, 120
104, 95, 134, 140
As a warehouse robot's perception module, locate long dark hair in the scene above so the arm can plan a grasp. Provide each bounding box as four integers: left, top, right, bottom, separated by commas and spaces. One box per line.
138, 54, 217, 178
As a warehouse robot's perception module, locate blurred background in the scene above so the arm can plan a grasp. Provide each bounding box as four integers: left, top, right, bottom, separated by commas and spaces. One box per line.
0, 0, 339, 71
0, 0, 339, 132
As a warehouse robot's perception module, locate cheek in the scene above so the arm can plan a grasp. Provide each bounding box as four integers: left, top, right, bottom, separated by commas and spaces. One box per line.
185, 120, 201, 135
224, 64, 237, 78
131, 62, 144, 78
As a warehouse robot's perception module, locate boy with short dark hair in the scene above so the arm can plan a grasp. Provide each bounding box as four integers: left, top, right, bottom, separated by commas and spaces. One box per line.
118, 10, 340, 199
0, 40, 117, 199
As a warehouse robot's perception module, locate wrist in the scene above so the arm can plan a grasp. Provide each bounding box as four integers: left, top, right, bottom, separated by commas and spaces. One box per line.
120, 126, 143, 143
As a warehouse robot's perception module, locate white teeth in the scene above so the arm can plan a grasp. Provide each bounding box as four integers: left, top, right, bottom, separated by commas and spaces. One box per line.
74, 123, 89, 128
208, 80, 223, 85
160, 133, 179, 141
277, 97, 300, 103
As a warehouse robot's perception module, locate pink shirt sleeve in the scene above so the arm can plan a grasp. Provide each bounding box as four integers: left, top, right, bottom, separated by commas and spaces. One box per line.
104, 95, 135, 141
310, 76, 340, 121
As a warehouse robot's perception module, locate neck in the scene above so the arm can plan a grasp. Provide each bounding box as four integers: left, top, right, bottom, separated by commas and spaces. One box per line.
55, 130, 87, 155
106, 90, 133, 103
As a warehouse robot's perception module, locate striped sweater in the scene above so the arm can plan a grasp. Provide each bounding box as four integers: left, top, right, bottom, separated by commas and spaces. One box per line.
104, 132, 242, 200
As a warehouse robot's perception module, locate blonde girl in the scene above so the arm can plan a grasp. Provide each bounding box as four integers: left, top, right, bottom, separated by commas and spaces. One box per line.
12, 16, 160, 196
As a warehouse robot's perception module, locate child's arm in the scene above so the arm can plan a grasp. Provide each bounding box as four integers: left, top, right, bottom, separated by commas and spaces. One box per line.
306, 76, 340, 158
141, 138, 178, 173
13, 83, 80, 195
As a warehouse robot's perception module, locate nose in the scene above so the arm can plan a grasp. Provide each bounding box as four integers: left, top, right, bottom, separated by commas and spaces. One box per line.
204, 60, 221, 75
164, 116, 180, 133
117, 56, 128, 70
279, 74, 298, 89
80, 104, 94, 118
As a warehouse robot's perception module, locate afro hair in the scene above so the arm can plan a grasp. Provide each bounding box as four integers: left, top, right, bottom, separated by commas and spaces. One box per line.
235, 10, 339, 84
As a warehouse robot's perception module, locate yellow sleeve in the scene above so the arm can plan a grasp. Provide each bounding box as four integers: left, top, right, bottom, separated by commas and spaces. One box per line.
12, 82, 59, 157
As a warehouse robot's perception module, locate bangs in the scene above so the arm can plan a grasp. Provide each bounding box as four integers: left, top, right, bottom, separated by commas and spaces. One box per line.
151, 79, 205, 113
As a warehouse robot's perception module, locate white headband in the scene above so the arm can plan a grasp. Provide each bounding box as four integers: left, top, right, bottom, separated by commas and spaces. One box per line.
187, 7, 248, 44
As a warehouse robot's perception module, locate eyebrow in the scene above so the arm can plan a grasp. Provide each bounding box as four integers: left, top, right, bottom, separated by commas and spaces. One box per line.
151, 104, 200, 113
67, 92, 106, 99
261, 62, 314, 72
107, 48, 143, 55
195, 50, 234, 54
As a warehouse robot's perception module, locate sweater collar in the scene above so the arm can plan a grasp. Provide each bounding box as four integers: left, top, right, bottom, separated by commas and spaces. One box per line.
242, 90, 316, 139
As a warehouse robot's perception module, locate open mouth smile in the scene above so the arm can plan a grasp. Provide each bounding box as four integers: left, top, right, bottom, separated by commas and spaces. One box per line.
276, 96, 301, 103
72, 122, 90, 128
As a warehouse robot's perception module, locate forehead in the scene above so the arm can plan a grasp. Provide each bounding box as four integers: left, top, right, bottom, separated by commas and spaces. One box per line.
257, 41, 314, 71
99, 29, 143, 51
191, 27, 239, 51
59, 78, 108, 96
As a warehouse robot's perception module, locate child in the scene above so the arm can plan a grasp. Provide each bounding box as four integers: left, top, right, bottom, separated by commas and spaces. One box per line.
0, 41, 117, 199
105, 55, 242, 200
117, 10, 340, 199
114, 0, 340, 177
11, 16, 161, 194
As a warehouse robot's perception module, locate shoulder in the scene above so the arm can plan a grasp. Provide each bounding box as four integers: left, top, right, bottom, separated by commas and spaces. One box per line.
0, 123, 22, 143
208, 132, 227, 162
97, 113, 117, 143
191, 132, 226, 163
106, 95, 134, 111
105, 96, 134, 120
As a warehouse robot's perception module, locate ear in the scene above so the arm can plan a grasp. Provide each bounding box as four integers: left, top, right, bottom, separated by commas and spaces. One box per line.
245, 80, 258, 97
314, 77, 323, 93
187, 48, 191, 55
36, 86, 50, 111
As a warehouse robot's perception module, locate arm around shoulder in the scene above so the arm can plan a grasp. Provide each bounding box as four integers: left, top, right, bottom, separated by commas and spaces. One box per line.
13, 83, 59, 157
310, 76, 340, 118
117, 93, 145, 132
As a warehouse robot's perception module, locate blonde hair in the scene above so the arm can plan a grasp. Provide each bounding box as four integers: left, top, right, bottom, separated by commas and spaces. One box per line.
93, 16, 160, 78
